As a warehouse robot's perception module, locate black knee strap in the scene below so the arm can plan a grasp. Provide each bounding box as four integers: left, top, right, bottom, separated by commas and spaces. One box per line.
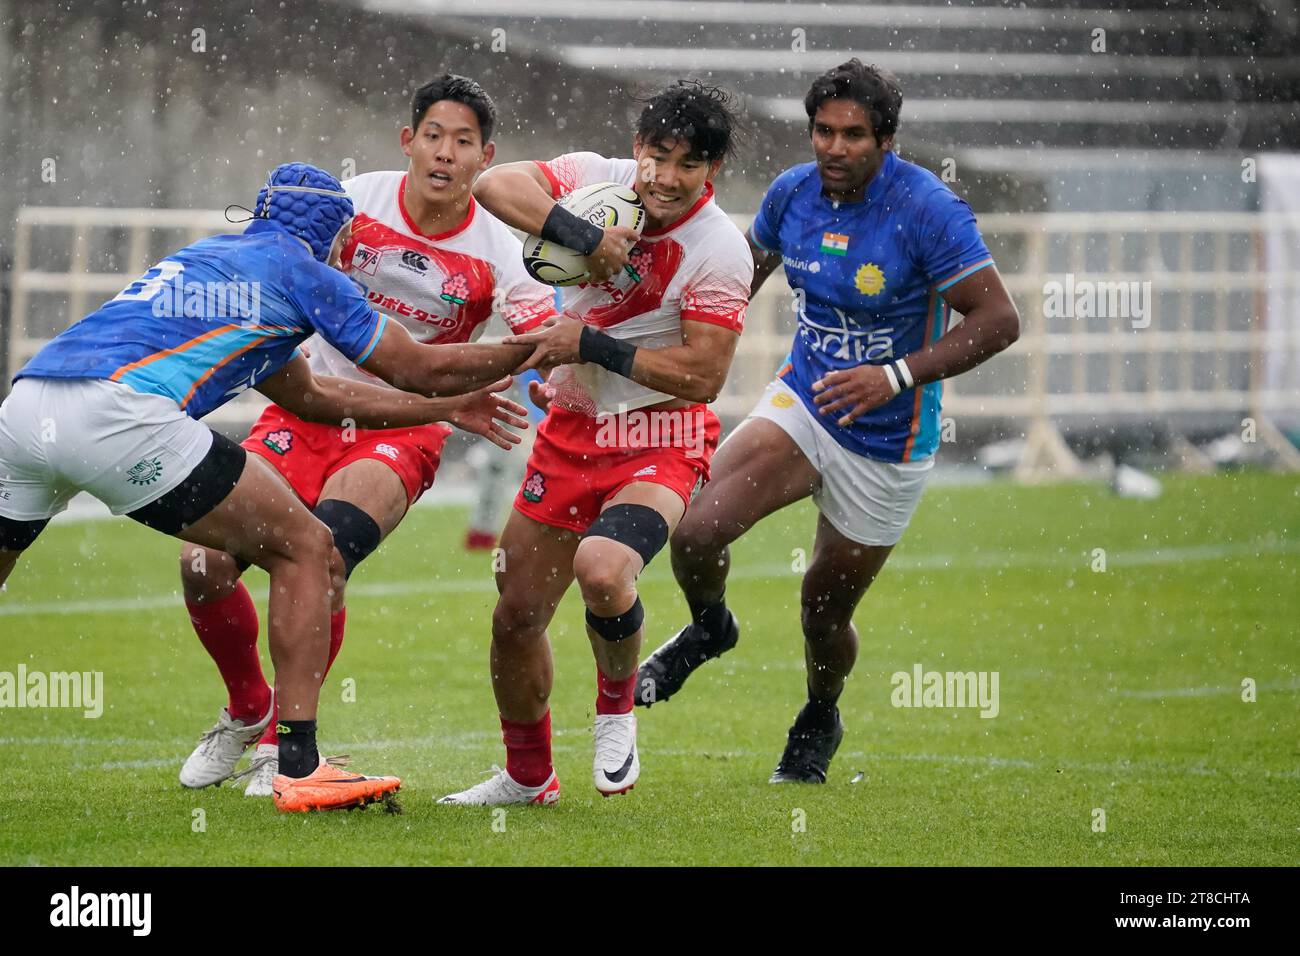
581, 503, 669, 567
314, 499, 382, 578
586, 596, 644, 642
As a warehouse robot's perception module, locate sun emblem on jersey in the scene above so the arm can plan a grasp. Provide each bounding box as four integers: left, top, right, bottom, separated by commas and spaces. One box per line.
854, 262, 886, 296
440, 273, 470, 306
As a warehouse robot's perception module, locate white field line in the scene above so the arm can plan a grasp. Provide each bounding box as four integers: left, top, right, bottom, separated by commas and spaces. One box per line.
3, 538, 1296, 619
71, 746, 1300, 781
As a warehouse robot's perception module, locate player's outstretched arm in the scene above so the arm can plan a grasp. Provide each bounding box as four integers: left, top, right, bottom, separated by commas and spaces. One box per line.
358, 319, 536, 398
257, 354, 529, 448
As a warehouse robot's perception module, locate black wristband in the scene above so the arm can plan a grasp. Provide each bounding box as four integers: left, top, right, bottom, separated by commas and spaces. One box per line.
579, 325, 637, 377
540, 204, 605, 256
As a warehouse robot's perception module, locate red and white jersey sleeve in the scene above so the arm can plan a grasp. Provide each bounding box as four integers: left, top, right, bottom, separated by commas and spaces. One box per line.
534, 151, 639, 199
305, 170, 557, 386
536, 154, 754, 416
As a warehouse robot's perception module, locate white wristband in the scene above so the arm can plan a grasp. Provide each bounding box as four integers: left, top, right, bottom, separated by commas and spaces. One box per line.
882, 364, 902, 396
894, 357, 915, 389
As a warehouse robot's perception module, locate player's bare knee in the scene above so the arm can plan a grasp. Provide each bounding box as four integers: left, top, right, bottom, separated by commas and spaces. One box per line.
492, 597, 545, 646
178, 545, 240, 602
572, 540, 637, 613
671, 512, 728, 560
801, 598, 855, 644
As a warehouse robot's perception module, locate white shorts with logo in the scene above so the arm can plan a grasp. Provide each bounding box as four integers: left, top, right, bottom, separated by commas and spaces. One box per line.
0, 377, 214, 520
744, 377, 933, 547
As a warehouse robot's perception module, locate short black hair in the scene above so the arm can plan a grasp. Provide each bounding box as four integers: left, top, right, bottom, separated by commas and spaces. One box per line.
410, 74, 497, 144
804, 59, 903, 141
635, 80, 740, 162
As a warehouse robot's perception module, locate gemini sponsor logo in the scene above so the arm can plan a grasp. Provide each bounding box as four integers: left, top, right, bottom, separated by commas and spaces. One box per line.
50, 886, 151, 936
890, 663, 999, 718
0, 665, 103, 718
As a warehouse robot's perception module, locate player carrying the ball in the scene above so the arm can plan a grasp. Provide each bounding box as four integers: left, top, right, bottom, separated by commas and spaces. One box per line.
636, 60, 1021, 783
0, 162, 531, 811
438, 81, 753, 805
175, 75, 558, 797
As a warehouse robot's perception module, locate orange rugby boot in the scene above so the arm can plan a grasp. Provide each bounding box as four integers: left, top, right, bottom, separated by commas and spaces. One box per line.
272, 756, 401, 812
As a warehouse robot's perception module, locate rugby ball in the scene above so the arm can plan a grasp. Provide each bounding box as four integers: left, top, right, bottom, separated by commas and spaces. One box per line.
522, 181, 646, 286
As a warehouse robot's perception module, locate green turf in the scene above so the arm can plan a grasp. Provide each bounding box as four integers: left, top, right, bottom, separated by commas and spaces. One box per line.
0, 471, 1296, 865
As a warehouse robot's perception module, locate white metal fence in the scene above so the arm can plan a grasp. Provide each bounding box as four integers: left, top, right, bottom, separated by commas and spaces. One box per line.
6, 206, 1300, 471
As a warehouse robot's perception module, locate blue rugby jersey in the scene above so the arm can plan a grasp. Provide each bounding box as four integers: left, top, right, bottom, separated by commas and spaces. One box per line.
750, 152, 993, 462
17, 219, 386, 419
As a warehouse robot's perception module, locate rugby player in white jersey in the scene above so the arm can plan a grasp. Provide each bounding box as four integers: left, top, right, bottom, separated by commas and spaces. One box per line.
438, 81, 753, 806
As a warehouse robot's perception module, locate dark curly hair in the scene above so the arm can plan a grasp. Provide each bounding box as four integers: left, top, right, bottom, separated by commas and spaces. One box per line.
635, 80, 741, 162
804, 59, 903, 141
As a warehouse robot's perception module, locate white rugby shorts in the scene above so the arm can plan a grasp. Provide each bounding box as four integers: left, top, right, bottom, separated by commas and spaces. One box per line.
742, 377, 933, 547
0, 377, 214, 520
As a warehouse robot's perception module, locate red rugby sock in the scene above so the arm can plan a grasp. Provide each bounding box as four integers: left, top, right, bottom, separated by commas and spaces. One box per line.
185, 582, 270, 724
596, 667, 636, 715
502, 711, 553, 787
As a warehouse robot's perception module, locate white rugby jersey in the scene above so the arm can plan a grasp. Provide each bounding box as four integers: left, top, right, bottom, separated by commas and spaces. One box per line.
534, 151, 753, 415
307, 170, 557, 385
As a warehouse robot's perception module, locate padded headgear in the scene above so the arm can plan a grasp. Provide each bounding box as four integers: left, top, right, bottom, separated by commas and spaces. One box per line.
253, 162, 353, 262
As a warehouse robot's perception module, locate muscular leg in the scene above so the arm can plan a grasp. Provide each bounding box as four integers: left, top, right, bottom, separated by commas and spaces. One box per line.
671, 417, 821, 609
491, 509, 579, 723
575, 481, 685, 682
171, 454, 338, 727
638, 418, 822, 705
800, 514, 894, 701
0, 549, 21, 589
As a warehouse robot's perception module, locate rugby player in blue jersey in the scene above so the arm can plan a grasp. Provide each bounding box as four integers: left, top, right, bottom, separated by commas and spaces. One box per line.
0, 163, 534, 810
638, 61, 1021, 783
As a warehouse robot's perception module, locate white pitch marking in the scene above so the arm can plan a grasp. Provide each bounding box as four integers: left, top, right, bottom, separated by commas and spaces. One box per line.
3, 538, 1296, 619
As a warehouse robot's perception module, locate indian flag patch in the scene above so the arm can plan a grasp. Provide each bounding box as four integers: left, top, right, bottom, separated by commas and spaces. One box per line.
820, 232, 849, 256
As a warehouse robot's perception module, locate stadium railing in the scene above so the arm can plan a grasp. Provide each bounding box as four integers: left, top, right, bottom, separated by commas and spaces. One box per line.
7, 207, 1300, 474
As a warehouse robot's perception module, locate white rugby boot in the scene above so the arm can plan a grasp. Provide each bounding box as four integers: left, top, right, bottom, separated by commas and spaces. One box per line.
593, 712, 639, 796
437, 767, 561, 806
232, 743, 278, 797
178, 693, 274, 788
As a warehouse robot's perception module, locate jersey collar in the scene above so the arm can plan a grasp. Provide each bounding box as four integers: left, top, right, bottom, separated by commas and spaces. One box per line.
643, 181, 714, 237
398, 173, 476, 241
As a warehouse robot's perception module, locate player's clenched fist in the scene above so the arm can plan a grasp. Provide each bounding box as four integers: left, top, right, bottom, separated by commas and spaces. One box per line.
584, 226, 639, 283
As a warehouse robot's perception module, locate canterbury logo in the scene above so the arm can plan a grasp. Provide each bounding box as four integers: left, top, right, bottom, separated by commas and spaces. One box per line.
275, 723, 291, 735
401, 250, 429, 271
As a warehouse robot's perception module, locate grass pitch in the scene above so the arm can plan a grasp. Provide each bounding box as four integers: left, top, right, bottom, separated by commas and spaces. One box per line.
0, 471, 1295, 866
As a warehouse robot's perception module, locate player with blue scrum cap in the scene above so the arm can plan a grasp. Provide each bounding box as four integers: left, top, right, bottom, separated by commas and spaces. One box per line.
0, 162, 532, 811
638, 61, 1021, 783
